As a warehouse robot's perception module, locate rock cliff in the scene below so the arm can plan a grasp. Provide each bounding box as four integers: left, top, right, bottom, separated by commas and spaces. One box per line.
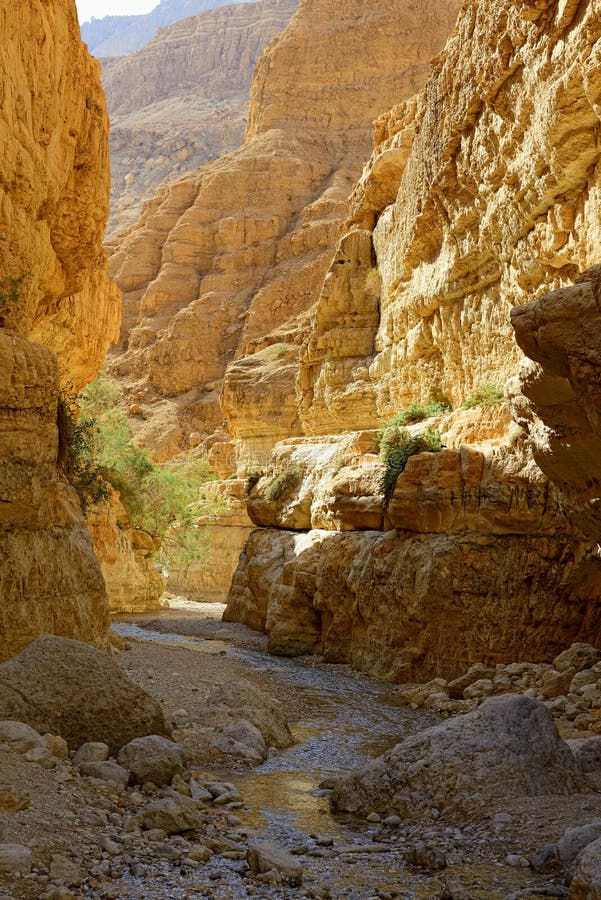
103, 0, 298, 234
107, 0, 461, 464
0, 0, 119, 656
225, 0, 601, 678
80, 0, 255, 57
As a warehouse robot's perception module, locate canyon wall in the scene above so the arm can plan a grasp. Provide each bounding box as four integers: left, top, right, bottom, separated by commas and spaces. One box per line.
0, 0, 120, 657
104, 0, 298, 234
225, 0, 601, 678
108, 0, 461, 464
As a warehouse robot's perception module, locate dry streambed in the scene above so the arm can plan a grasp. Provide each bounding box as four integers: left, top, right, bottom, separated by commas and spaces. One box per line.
1, 613, 601, 898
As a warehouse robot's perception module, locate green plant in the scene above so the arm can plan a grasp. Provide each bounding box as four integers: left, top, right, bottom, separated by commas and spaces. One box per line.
74, 376, 217, 568
57, 390, 110, 512
270, 343, 291, 358
380, 426, 443, 501
378, 400, 451, 461
463, 383, 505, 409
0, 274, 26, 309
265, 465, 301, 503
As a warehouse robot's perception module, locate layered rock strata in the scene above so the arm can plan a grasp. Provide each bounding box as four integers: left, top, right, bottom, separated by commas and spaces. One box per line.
103, 0, 298, 234
0, 0, 119, 655
108, 0, 461, 463
299, 0, 601, 434
87, 490, 165, 614
225, 0, 601, 679
225, 421, 601, 680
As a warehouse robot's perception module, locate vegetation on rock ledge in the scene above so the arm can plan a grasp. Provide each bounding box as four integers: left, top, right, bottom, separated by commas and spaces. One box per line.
380, 426, 443, 502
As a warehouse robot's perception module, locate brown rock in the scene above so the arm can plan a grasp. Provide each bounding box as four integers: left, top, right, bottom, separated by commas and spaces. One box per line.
554, 644, 601, 674
0, 636, 169, 753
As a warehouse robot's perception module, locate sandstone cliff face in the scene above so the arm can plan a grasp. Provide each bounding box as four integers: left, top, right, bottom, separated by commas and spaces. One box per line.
225, 0, 601, 679
87, 490, 165, 614
299, 0, 601, 434
0, 0, 118, 655
81, 0, 255, 57
108, 0, 461, 464
104, 0, 298, 234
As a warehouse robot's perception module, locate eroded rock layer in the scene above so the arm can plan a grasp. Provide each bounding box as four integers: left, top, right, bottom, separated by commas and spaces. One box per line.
104, 0, 298, 234
0, 0, 118, 655
299, 0, 601, 434
108, 0, 461, 463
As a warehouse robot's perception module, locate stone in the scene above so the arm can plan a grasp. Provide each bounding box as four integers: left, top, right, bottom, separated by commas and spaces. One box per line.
331, 696, 583, 819
463, 679, 494, 701
43, 735, 69, 759
543, 669, 577, 700
558, 822, 601, 869
568, 836, 601, 898
247, 841, 303, 885
201, 679, 293, 753
569, 738, 601, 774
448, 665, 495, 700
141, 796, 204, 834
405, 842, 447, 870
0, 636, 169, 753
48, 855, 85, 887
0, 844, 32, 875
555, 645, 601, 675
73, 742, 110, 765
0, 721, 46, 755
78, 761, 130, 788
117, 735, 183, 786
220, 719, 267, 763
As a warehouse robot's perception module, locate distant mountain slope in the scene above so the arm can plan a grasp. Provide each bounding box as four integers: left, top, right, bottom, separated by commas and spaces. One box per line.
80, 0, 255, 57
104, 0, 298, 234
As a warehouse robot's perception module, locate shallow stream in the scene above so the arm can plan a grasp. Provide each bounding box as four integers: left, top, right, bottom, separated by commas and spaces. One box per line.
111, 615, 565, 899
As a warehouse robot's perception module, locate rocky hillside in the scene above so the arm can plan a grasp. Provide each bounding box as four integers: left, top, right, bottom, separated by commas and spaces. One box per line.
108, 0, 461, 460
80, 0, 254, 57
104, 0, 298, 234
223, 0, 601, 677
0, 0, 121, 657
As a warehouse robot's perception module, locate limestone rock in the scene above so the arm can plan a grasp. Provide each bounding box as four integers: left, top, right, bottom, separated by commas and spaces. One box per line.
73, 742, 110, 765
555, 644, 601, 674
107, 0, 460, 463
117, 735, 183, 786
331, 695, 584, 819
141, 796, 204, 834
103, 0, 298, 234
299, 0, 601, 434
247, 841, 303, 885
87, 489, 165, 614
0, 722, 45, 755
78, 761, 130, 788
559, 823, 601, 870
202, 679, 293, 752
0, 844, 32, 876
0, 636, 169, 753
570, 836, 601, 898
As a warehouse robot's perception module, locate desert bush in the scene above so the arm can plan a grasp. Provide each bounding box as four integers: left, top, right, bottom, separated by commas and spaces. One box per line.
265, 465, 301, 502
378, 400, 451, 462
380, 426, 443, 501
463, 383, 504, 409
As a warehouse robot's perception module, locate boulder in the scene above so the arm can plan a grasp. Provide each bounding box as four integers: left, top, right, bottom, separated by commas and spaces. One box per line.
202, 680, 293, 756
559, 822, 601, 869
118, 735, 182, 786
141, 796, 204, 835
247, 841, 303, 885
569, 836, 601, 898
0, 721, 45, 754
331, 695, 584, 819
0, 844, 32, 875
78, 761, 130, 788
0, 636, 169, 753
569, 738, 601, 774
73, 742, 110, 765
554, 644, 601, 674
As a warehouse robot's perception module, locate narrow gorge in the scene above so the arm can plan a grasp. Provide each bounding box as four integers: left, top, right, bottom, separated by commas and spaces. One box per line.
3, 0, 601, 898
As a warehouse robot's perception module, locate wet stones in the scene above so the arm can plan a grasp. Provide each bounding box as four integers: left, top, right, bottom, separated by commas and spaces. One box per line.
247, 840, 303, 885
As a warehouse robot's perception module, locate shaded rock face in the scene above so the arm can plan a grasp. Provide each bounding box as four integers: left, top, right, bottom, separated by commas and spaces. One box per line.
107, 0, 460, 463
0, 636, 169, 753
87, 490, 165, 614
330, 695, 584, 819
299, 1, 601, 434
81, 0, 256, 57
508, 266, 601, 537
104, 0, 298, 235
0, 0, 118, 656
225, 431, 601, 681
225, 0, 601, 681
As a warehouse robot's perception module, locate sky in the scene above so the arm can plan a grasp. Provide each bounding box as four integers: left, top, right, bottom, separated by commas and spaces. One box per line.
75, 1, 158, 24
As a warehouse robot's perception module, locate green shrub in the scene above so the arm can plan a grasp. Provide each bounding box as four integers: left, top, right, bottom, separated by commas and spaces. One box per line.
463, 383, 505, 409
380, 426, 443, 501
0, 274, 26, 309
73, 376, 217, 568
270, 343, 291, 358
57, 390, 109, 512
265, 465, 301, 503
378, 400, 451, 462
245, 468, 262, 497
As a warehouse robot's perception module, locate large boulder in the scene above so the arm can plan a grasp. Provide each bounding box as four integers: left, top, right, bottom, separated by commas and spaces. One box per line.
331, 695, 584, 820
569, 836, 601, 899
0, 636, 168, 753
201, 680, 294, 759
118, 735, 183, 786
